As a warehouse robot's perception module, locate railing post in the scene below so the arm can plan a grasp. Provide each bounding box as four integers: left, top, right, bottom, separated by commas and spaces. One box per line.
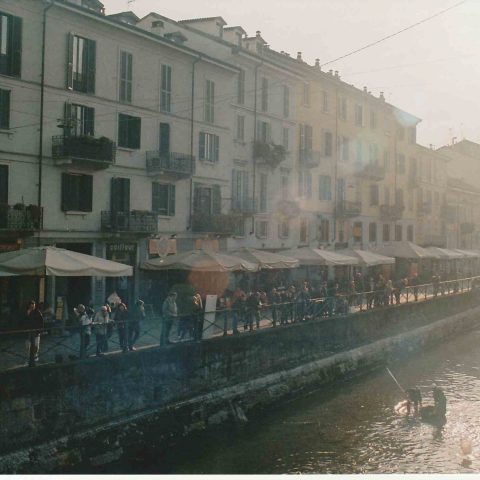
406, 287, 409, 303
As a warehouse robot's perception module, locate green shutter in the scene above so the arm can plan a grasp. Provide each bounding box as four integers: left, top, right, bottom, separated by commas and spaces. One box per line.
9, 15, 22, 77
193, 184, 201, 213
159, 123, 170, 155
0, 90, 10, 129
0, 165, 8, 204
85, 106, 94, 136
81, 175, 93, 212
214, 135, 219, 162
85, 39, 96, 94
199, 132, 205, 160
66, 33, 74, 90
168, 184, 175, 216
213, 185, 221, 214
63, 102, 72, 136
152, 183, 159, 213
133, 117, 141, 149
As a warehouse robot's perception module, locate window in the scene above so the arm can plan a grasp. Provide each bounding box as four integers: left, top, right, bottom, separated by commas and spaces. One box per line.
236, 115, 245, 141
319, 175, 332, 200
370, 185, 379, 206
395, 188, 404, 208
0, 164, 8, 204
281, 176, 289, 199
383, 224, 390, 242
204, 79, 215, 123
300, 124, 313, 152
407, 225, 414, 242
370, 110, 377, 129
338, 97, 347, 120
111, 177, 130, 212
118, 113, 141, 149
397, 153, 406, 174
397, 126, 405, 141
67, 34, 96, 93
319, 219, 329, 243
340, 136, 349, 161
353, 221, 362, 242
279, 219, 289, 238
384, 186, 390, 205
159, 122, 170, 155
0, 88, 10, 129
322, 91, 329, 113
261, 77, 268, 112
0, 12, 22, 77
283, 85, 289, 117
395, 224, 403, 241
282, 127, 289, 149
199, 132, 219, 162
160, 64, 172, 112
369, 143, 379, 164
119, 51, 133, 103
300, 218, 309, 243
324, 131, 333, 157
259, 173, 267, 212
232, 170, 249, 211
408, 127, 416, 144
434, 191, 439, 205
64, 103, 94, 137
256, 120, 270, 143
368, 222, 377, 243
383, 150, 390, 171
298, 170, 312, 199
303, 82, 310, 106
61, 173, 93, 212
193, 184, 221, 215
356, 139, 363, 165
256, 220, 268, 239
152, 183, 175, 216
237, 69, 245, 105
355, 104, 363, 126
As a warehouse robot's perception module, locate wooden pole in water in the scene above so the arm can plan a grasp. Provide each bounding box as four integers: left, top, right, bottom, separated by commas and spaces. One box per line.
386, 367, 406, 394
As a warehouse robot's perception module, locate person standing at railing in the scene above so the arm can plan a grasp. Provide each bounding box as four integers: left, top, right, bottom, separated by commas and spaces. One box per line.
192, 292, 204, 341
410, 273, 419, 302
432, 273, 440, 297
115, 303, 130, 353
347, 280, 356, 310
366, 277, 375, 310
231, 288, 244, 335
23, 300, 44, 367
94, 305, 111, 356
385, 279, 393, 306
128, 299, 145, 351
161, 292, 177, 345
393, 277, 403, 305
269, 287, 282, 327
75, 304, 92, 359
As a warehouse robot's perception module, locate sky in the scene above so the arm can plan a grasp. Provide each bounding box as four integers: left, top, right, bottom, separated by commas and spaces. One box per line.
101, 0, 480, 149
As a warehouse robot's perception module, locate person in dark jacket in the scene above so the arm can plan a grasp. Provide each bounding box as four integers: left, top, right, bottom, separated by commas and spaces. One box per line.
115, 303, 129, 352
128, 299, 145, 351
24, 300, 44, 367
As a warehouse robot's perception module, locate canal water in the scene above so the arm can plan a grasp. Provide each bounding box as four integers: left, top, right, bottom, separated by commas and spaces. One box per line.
110, 326, 480, 474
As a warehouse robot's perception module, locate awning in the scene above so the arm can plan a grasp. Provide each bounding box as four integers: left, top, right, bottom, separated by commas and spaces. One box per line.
424, 247, 464, 259
142, 249, 258, 272
452, 249, 480, 258
280, 247, 359, 266
336, 249, 395, 266
229, 247, 299, 270
373, 242, 435, 259
0, 246, 133, 276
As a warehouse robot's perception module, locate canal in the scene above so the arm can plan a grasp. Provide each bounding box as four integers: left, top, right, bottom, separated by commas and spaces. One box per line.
105, 326, 480, 474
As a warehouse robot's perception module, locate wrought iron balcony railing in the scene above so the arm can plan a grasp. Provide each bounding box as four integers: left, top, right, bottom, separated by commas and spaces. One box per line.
0, 204, 43, 233
379, 204, 404, 221
231, 198, 256, 216
336, 200, 362, 218
146, 151, 195, 178
355, 163, 385, 181
101, 211, 158, 234
299, 149, 321, 168
190, 213, 240, 235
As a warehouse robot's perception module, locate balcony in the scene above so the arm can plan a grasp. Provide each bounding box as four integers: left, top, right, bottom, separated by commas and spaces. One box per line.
407, 173, 420, 188
190, 213, 240, 236
52, 135, 116, 170
460, 222, 475, 234
299, 149, 321, 168
417, 202, 432, 216
231, 198, 256, 216
253, 141, 286, 169
337, 200, 362, 218
380, 204, 404, 221
355, 163, 385, 181
0, 204, 43, 234
101, 211, 158, 234
146, 151, 195, 179
276, 199, 301, 217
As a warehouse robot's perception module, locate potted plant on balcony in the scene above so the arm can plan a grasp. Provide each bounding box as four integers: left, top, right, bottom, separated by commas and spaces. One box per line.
27, 204, 42, 229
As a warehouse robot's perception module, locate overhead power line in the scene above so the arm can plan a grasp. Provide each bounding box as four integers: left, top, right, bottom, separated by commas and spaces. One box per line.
321, 0, 468, 68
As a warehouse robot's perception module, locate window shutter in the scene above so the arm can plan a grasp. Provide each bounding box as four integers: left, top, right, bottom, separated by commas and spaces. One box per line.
214, 135, 219, 162
63, 102, 72, 137
305, 125, 313, 151
81, 175, 93, 212
9, 16, 22, 77
85, 39, 96, 94
199, 132, 205, 160
0, 90, 10, 129
193, 184, 201, 213
307, 172, 312, 199
111, 177, 121, 212
168, 184, 175, 216
159, 123, 170, 156
0, 165, 8, 204
66, 33, 74, 90
152, 183, 159, 213
132, 117, 141, 149
85, 107, 94, 136
213, 185, 221, 214
61, 173, 71, 211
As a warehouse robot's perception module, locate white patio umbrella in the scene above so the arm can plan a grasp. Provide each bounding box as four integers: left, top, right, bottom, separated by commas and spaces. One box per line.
373, 241, 435, 259
336, 249, 395, 266
142, 249, 258, 272
229, 247, 299, 270
280, 247, 359, 266
0, 246, 133, 276
424, 247, 464, 259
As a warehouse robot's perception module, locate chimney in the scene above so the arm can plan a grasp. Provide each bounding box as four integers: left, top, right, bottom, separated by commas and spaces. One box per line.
379, 91, 385, 101
256, 30, 261, 38
297, 51, 302, 61
328, 69, 333, 75
315, 58, 321, 69
452, 136, 457, 145
334, 70, 340, 79
363, 86, 367, 93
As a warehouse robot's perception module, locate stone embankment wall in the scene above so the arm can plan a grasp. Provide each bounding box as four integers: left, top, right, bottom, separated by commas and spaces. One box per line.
1, 292, 480, 472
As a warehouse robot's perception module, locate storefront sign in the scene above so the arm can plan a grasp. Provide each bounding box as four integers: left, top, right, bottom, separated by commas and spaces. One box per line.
106, 243, 136, 254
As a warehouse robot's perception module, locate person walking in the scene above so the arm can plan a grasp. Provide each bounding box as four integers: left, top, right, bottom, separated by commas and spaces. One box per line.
230, 288, 244, 334
128, 299, 145, 351
161, 291, 177, 345
94, 305, 110, 356
75, 304, 92, 358
115, 303, 130, 353
23, 300, 44, 367
192, 292, 204, 341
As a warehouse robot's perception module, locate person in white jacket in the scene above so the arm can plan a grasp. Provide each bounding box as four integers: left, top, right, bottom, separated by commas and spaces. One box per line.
74, 304, 92, 358
94, 306, 111, 356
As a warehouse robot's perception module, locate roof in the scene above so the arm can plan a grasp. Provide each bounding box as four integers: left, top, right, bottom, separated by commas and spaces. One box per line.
107, 11, 140, 23
224, 26, 247, 35
438, 139, 480, 159
179, 16, 227, 26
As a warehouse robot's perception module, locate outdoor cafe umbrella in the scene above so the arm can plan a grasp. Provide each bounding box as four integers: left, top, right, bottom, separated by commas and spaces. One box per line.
373, 241, 435, 259
336, 248, 395, 266
0, 246, 133, 276
142, 249, 258, 273
280, 247, 359, 266
229, 247, 299, 270
424, 247, 464, 260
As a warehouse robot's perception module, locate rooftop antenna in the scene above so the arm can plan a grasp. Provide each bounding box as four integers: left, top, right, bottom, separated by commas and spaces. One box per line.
127, 0, 135, 8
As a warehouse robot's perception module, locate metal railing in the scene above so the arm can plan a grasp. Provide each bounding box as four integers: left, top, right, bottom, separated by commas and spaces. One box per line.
52, 135, 116, 167
0, 205, 43, 231
101, 210, 158, 234
146, 151, 195, 177
0, 275, 479, 371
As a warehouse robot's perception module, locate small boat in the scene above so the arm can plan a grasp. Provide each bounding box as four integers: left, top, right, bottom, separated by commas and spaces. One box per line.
419, 405, 446, 426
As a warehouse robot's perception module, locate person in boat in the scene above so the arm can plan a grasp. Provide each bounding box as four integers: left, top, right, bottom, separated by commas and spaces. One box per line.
433, 385, 447, 417
405, 387, 422, 414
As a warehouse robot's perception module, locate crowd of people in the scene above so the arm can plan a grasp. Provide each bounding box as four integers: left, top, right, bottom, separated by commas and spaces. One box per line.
18, 269, 472, 367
